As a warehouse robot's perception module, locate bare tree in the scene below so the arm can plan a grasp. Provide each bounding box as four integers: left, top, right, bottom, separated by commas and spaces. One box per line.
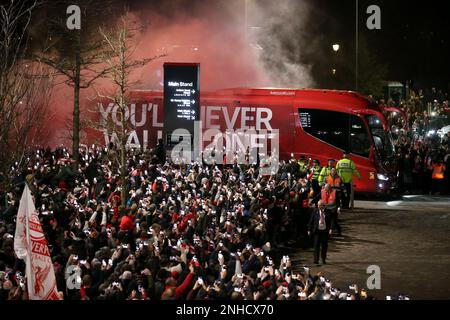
34, 0, 119, 169
93, 14, 163, 204
0, 0, 53, 187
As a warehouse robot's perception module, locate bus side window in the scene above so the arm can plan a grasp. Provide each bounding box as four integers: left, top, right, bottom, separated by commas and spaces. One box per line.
298, 108, 349, 151
350, 115, 371, 158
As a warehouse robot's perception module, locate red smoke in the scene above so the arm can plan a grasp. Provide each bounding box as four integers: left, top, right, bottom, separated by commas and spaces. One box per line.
44, 1, 280, 147
131, 4, 271, 91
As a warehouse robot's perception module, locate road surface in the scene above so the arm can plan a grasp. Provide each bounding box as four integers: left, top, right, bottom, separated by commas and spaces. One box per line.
282, 195, 450, 300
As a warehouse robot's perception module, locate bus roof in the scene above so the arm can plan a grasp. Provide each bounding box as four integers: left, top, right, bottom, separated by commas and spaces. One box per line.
130, 88, 378, 113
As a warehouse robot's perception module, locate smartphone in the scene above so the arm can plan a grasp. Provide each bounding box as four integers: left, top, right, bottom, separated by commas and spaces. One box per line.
108, 259, 113, 266
197, 277, 203, 285
102, 260, 107, 267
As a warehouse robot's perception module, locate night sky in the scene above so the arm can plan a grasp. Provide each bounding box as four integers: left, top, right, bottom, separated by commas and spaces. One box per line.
125, 0, 450, 89
22, 0, 450, 90
315, 0, 450, 89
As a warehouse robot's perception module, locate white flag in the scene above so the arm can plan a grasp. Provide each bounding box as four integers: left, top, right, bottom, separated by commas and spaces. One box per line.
14, 184, 60, 300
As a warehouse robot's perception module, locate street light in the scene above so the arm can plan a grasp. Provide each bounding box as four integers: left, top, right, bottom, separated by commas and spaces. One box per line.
332, 45, 339, 88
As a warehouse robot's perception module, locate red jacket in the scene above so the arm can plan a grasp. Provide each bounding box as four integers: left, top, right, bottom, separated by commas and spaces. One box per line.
162, 272, 194, 299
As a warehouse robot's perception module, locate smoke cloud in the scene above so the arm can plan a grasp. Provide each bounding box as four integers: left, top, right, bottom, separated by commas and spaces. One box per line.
42, 0, 319, 147
129, 0, 315, 90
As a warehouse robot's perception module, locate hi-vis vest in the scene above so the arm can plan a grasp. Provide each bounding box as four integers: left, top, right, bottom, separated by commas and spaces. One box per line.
326, 175, 343, 188
318, 167, 332, 185
298, 160, 307, 171
336, 158, 360, 183
311, 166, 321, 181
321, 188, 337, 208
432, 164, 445, 180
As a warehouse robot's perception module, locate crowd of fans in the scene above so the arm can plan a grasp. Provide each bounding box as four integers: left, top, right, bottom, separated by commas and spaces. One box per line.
0, 142, 385, 301
380, 87, 450, 194
3, 85, 446, 301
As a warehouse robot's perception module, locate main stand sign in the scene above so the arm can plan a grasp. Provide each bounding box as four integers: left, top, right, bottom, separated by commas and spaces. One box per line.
163, 63, 200, 149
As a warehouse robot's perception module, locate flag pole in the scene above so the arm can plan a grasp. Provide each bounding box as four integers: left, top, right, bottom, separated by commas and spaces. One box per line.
24, 183, 33, 300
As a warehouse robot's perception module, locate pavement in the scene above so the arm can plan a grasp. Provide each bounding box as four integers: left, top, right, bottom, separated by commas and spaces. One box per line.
280, 195, 450, 300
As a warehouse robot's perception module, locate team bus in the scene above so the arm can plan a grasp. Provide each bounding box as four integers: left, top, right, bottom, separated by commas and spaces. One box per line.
94, 88, 398, 193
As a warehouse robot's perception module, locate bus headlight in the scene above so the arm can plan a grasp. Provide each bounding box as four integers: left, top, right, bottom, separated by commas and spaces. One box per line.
377, 173, 389, 181
426, 130, 436, 137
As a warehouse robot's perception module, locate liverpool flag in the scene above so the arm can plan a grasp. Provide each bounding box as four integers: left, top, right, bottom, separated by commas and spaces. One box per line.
14, 184, 60, 300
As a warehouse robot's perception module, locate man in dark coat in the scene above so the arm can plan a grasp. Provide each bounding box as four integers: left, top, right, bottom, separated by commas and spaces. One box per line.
308, 200, 335, 265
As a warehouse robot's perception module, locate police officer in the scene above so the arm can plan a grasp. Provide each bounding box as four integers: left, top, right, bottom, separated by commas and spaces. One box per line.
298, 155, 308, 176
309, 159, 322, 205
318, 159, 335, 186
336, 152, 360, 209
